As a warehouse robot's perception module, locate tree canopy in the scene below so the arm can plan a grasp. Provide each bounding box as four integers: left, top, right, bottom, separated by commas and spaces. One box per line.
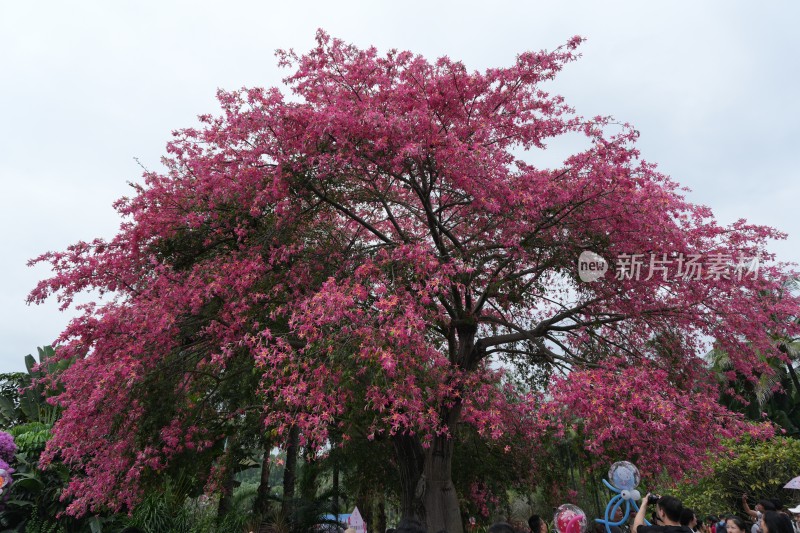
29, 31, 799, 529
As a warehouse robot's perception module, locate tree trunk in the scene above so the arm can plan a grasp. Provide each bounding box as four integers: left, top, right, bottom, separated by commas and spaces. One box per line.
393, 317, 477, 532
282, 425, 300, 518
356, 491, 373, 533
333, 458, 340, 519
377, 493, 387, 533
217, 466, 236, 519
422, 433, 463, 533
392, 433, 426, 524
300, 448, 319, 503
254, 448, 272, 517
393, 430, 463, 532
217, 437, 239, 520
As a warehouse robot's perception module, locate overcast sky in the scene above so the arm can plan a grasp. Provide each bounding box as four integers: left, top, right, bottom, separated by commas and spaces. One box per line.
1, 1, 798, 373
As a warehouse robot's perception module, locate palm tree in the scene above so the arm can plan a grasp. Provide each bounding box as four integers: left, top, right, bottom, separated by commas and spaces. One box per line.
706, 279, 800, 435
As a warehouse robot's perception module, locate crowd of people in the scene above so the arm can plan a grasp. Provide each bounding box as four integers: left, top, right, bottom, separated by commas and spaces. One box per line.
629, 493, 798, 533
385, 492, 800, 533
589, 493, 793, 533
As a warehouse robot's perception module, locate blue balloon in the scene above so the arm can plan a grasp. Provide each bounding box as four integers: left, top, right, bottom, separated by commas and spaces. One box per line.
609, 461, 640, 491
595, 462, 648, 533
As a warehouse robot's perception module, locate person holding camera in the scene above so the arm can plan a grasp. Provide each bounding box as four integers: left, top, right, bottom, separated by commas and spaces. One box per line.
743, 494, 778, 533
633, 493, 693, 533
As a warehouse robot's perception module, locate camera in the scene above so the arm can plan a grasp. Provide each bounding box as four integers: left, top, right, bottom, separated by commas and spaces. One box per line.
648, 494, 661, 505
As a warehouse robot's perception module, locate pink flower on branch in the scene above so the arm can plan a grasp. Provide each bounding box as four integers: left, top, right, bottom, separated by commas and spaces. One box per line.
27, 30, 799, 520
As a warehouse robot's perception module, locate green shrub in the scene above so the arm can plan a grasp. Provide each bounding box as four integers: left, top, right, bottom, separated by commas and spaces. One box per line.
673, 437, 800, 516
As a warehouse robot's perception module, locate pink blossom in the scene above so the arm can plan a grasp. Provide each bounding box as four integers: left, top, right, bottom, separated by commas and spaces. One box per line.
27, 30, 799, 517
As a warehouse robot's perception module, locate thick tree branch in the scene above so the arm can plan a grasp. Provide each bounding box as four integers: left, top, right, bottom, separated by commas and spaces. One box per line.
301, 179, 395, 245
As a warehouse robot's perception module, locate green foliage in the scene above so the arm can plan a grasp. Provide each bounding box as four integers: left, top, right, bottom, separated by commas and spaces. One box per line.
707, 280, 800, 437
712, 349, 800, 437
231, 480, 259, 514
17, 505, 67, 533
673, 437, 800, 516
0, 347, 65, 434
0, 345, 270, 532
127, 474, 197, 532
8, 422, 51, 455
0, 373, 27, 430
0, 450, 85, 532
261, 507, 291, 533
0, 347, 96, 532
452, 424, 541, 520
125, 477, 257, 533
128, 489, 194, 532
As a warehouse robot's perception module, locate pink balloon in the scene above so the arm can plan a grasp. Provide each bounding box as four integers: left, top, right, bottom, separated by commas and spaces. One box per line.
554, 504, 587, 533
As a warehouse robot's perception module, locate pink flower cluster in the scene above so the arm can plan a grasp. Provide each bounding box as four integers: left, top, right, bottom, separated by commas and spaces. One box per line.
469, 481, 500, 518
536, 360, 774, 481
26, 30, 800, 516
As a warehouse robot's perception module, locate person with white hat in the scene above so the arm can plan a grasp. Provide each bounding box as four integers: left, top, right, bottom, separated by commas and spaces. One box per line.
786, 505, 800, 533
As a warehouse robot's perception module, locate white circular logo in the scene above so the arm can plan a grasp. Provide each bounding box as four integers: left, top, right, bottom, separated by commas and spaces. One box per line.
577, 251, 608, 282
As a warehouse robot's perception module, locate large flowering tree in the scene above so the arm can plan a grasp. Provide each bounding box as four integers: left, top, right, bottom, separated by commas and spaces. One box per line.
30, 32, 798, 530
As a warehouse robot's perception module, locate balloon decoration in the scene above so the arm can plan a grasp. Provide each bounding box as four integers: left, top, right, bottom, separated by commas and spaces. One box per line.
595, 461, 647, 533
554, 504, 588, 533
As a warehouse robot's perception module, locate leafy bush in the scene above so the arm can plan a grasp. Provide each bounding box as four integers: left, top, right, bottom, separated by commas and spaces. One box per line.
125, 478, 257, 533
8, 422, 51, 455
674, 437, 800, 516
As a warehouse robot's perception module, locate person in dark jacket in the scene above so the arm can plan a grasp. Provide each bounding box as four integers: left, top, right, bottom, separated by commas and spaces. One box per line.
633, 494, 693, 533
